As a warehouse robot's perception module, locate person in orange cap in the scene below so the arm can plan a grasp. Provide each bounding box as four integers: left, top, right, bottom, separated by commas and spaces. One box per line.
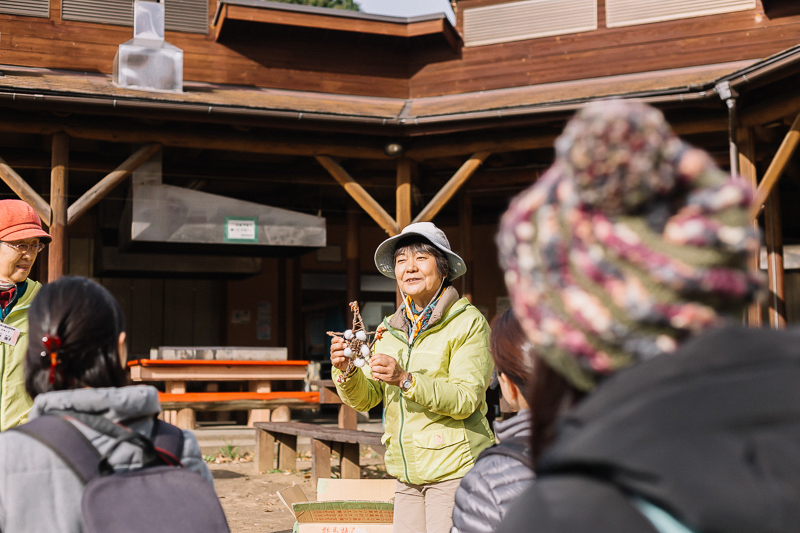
0, 199, 51, 430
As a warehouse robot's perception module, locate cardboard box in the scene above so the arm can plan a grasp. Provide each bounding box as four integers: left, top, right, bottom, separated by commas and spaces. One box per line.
278, 479, 396, 533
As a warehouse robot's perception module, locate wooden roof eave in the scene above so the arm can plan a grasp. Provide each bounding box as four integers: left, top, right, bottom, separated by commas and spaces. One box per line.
4, 48, 800, 158
212, 0, 462, 50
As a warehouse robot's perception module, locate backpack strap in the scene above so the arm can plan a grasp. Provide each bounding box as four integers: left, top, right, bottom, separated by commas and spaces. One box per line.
13, 415, 103, 484
151, 418, 184, 466
478, 435, 533, 469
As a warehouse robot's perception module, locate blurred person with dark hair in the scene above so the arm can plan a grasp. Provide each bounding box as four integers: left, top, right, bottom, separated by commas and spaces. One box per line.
450, 308, 546, 533
0, 276, 213, 533
495, 100, 800, 533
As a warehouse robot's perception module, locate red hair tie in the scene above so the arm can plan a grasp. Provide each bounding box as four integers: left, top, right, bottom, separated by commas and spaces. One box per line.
42, 334, 61, 385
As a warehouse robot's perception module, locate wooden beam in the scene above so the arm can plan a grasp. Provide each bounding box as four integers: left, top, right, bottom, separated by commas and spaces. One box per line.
49, 132, 69, 283
396, 157, 412, 229
406, 137, 554, 160
750, 112, 800, 220
0, 157, 51, 225
316, 155, 399, 235
738, 127, 762, 327
741, 91, 800, 129
413, 151, 490, 224
403, 117, 727, 160
67, 143, 161, 226
765, 189, 786, 329
0, 118, 389, 160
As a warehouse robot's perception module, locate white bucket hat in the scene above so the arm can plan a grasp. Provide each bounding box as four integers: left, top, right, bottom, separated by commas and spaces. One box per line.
374, 222, 466, 281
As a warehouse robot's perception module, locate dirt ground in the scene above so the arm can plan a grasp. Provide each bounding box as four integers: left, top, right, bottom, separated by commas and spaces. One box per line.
208, 447, 389, 533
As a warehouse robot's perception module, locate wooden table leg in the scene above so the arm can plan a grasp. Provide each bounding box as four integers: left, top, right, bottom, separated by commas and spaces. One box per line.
340, 442, 360, 479
276, 433, 298, 471
312, 439, 332, 486
256, 428, 276, 473
338, 404, 358, 430
165, 381, 192, 428
248, 380, 272, 426
176, 408, 196, 430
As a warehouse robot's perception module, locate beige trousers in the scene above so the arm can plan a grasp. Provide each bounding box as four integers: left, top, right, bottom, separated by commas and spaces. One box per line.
392, 478, 462, 533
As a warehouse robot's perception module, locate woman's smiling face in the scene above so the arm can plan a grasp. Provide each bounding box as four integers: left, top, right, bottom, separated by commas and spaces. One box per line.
394, 245, 445, 308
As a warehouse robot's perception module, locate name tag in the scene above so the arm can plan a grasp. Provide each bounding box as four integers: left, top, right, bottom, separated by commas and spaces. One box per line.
0, 323, 20, 346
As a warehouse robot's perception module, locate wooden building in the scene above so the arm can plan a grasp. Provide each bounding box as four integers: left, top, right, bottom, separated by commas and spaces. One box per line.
0, 0, 798, 364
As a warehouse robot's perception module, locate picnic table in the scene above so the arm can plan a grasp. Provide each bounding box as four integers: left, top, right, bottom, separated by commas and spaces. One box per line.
127, 359, 313, 429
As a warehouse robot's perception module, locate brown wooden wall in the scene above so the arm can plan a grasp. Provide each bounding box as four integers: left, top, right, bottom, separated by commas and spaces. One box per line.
0, 0, 799, 99
411, 0, 800, 97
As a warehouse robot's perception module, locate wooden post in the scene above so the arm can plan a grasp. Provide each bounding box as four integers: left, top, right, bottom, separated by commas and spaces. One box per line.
176, 408, 196, 430
248, 380, 273, 426
338, 405, 358, 430
396, 157, 412, 229
413, 151, 490, 224
346, 203, 361, 321
312, 439, 332, 485
738, 128, 762, 327
340, 442, 361, 479
764, 189, 786, 329
459, 191, 473, 303
276, 433, 298, 471
278, 258, 301, 358
49, 133, 69, 282
256, 427, 276, 473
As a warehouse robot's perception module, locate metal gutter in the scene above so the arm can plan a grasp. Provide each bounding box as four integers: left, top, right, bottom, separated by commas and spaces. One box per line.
718, 43, 800, 90
0, 85, 717, 129
0, 91, 396, 125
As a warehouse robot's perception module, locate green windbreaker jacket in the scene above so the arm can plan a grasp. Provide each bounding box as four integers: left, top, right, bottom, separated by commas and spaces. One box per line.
0, 278, 41, 431
333, 287, 494, 485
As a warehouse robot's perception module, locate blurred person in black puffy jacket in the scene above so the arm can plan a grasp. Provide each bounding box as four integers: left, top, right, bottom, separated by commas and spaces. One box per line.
451, 309, 565, 533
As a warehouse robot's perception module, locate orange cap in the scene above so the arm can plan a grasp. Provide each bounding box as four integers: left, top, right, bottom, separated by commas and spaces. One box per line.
0, 200, 52, 243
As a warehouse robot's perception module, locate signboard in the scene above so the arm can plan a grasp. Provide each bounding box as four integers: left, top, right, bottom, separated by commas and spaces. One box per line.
224, 217, 258, 243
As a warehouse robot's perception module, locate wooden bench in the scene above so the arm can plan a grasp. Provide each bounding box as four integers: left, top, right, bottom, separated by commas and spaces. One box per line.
128, 359, 310, 428
158, 391, 320, 428
313, 379, 359, 429
254, 421, 384, 485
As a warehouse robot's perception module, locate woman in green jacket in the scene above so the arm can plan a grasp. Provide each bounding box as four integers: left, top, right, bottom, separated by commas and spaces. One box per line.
330, 222, 494, 533
0, 200, 51, 430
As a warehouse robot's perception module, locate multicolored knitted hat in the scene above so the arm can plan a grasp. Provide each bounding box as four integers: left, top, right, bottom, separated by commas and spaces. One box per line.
497, 100, 764, 392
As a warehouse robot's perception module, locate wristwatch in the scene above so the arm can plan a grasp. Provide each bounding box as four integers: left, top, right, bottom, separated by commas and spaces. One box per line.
400, 372, 414, 391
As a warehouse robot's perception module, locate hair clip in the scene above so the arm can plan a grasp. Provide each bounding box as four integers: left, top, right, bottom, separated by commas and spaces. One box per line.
42, 334, 61, 384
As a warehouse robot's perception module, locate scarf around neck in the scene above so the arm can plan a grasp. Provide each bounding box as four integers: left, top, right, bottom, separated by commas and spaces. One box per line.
403, 288, 444, 343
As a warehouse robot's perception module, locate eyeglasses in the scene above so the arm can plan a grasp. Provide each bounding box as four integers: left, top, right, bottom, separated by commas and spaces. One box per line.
1, 241, 46, 254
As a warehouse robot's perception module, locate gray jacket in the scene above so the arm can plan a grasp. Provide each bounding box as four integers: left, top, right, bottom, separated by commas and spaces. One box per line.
451, 409, 535, 533
0, 385, 213, 533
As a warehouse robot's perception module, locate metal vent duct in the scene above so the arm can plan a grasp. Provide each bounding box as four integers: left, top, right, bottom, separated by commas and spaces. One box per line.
606, 0, 755, 28
120, 153, 326, 257
113, 0, 183, 93
463, 0, 597, 47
